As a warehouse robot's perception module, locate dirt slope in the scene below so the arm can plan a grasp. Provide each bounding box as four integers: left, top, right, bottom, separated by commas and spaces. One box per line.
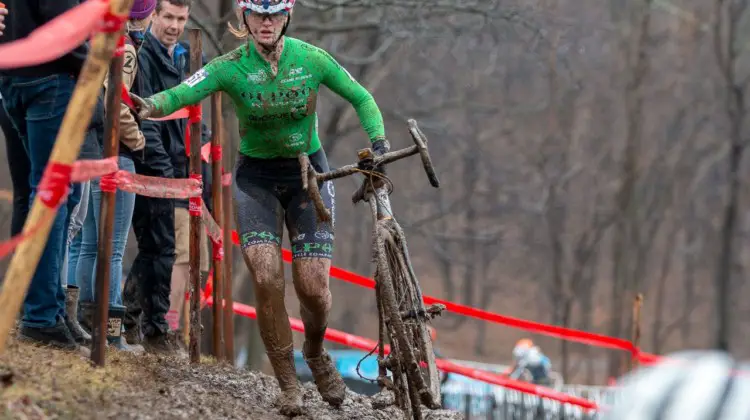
0, 335, 462, 420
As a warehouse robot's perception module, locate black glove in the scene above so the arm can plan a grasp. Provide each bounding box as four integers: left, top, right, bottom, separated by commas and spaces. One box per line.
362, 138, 390, 175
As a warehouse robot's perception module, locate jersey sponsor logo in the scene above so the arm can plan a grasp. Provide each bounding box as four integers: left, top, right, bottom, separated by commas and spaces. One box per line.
184, 68, 208, 87
288, 133, 304, 148
247, 69, 269, 83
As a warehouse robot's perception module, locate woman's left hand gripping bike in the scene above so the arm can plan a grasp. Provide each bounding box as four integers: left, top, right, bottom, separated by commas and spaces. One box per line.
298, 119, 446, 420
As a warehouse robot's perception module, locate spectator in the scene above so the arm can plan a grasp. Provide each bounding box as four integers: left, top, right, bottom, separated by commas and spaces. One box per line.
0, 0, 97, 352
61, 96, 105, 348
0, 97, 30, 237
0, 6, 28, 239
122, 0, 210, 355
70, 0, 157, 353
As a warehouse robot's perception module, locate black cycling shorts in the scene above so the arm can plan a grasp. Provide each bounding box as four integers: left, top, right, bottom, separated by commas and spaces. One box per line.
233, 148, 336, 259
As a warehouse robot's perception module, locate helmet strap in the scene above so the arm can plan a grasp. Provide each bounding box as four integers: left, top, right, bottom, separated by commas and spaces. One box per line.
244, 12, 290, 55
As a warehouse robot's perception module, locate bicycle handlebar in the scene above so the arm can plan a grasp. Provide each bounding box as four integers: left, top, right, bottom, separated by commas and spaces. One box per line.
299, 119, 440, 223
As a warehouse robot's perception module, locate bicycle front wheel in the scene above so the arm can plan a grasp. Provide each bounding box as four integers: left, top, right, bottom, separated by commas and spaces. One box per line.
376, 220, 441, 415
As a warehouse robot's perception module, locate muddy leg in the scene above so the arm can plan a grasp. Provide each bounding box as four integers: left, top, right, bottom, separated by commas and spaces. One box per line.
243, 244, 302, 417
292, 258, 346, 407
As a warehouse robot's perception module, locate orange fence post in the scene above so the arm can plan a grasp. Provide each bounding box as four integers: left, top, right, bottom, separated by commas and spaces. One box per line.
91, 38, 125, 366
630, 293, 644, 371
222, 176, 234, 363
187, 28, 203, 364
210, 92, 224, 360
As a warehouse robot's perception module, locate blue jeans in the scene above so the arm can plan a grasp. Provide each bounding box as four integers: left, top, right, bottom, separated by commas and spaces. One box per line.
77, 155, 136, 308
0, 74, 82, 329
63, 181, 91, 289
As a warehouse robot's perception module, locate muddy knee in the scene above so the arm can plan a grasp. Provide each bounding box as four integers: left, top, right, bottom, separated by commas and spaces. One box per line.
244, 244, 285, 299
292, 259, 332, 318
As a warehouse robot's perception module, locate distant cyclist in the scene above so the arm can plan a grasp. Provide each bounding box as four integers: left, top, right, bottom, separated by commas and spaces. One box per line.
506, 339, 552, 386
602, 351, 750, 420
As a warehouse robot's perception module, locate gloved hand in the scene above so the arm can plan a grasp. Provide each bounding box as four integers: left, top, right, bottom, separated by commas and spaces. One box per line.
362, 138, 390, 175
129, 92, 162, 120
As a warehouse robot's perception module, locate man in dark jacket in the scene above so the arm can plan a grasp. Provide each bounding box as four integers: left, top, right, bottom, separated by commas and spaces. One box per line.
122, 0, 211, 354
0, 0, 103, 351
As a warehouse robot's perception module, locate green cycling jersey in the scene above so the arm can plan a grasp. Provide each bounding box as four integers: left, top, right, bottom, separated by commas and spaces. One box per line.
148, 37, 386, 159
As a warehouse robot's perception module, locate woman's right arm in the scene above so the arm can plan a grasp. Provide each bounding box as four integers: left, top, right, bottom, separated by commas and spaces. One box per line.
146, 60, 225, 117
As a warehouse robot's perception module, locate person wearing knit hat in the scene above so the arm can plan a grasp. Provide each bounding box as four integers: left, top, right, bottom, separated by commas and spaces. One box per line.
130, 0, 156, 20
73, 0, 156, 355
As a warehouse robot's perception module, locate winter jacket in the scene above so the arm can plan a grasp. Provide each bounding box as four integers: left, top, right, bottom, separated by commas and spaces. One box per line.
0, 0, 88, 78
135, 31, 211, 209
102, 34, 146, 159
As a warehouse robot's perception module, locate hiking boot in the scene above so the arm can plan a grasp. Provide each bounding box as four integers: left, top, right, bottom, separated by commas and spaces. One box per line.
123, 326, 141, 345
106, 306, 139, 353
303, 345, 347, 407
17, 317, 89, 357
267, 344, 304, 416
64, 286, 91, 346
78, 301, 95, 334
142, 332, 176, 355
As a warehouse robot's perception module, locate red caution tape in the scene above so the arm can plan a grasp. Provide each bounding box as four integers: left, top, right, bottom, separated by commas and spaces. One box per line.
201, 142, 211, 163
211, 144, 222, 162
100, 172, 118, 193
184, 104, 202, 156
188, 174, 203, 216
121, 84, 136, 110
113, 35, 126, 57
98, 8, 127, 34
37, 162, 73, 209
212, 241, 225, 262
116, 171, 202, 199
205, 297, 599, 411
0, 212, 57, 261
222, 172, 232, 187
0, 1, 109, 69
148, 108, 190, 121
226, 228, 651, 359
71, 156, 118, 182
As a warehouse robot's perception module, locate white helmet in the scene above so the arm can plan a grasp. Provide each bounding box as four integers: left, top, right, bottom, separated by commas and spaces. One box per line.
602, 351, 750, 420
237, 0, 295, 14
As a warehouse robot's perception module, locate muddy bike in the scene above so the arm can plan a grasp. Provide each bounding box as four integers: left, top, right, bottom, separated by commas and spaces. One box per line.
298, 119, 446, 420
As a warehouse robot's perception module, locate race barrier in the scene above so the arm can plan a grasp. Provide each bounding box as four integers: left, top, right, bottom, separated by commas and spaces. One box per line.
223, 233, 660, 366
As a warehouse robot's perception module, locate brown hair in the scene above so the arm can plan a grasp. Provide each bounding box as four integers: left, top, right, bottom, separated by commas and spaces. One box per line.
155, 0, 192, 13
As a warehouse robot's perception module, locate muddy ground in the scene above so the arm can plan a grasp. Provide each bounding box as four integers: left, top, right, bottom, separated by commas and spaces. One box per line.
0, 335, 463, 420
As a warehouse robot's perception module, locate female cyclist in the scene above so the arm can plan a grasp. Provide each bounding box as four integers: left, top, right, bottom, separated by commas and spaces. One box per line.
130, 0, 390, 415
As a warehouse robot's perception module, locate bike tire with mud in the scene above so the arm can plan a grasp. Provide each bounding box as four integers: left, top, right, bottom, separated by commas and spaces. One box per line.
375, 221, 441, 419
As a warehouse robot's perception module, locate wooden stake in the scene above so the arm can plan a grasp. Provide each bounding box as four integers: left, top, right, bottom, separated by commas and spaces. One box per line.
91, 40, 125, 366
0, 0, 134, 354
188, 28, 203, 364
210, 92, 224, 360
222, 179, 235, 363
630, 293, 644, 371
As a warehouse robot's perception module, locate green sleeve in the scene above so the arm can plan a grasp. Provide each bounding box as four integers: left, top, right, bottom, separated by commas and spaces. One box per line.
318, 50, 386, 142
149, 61, 224, 116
